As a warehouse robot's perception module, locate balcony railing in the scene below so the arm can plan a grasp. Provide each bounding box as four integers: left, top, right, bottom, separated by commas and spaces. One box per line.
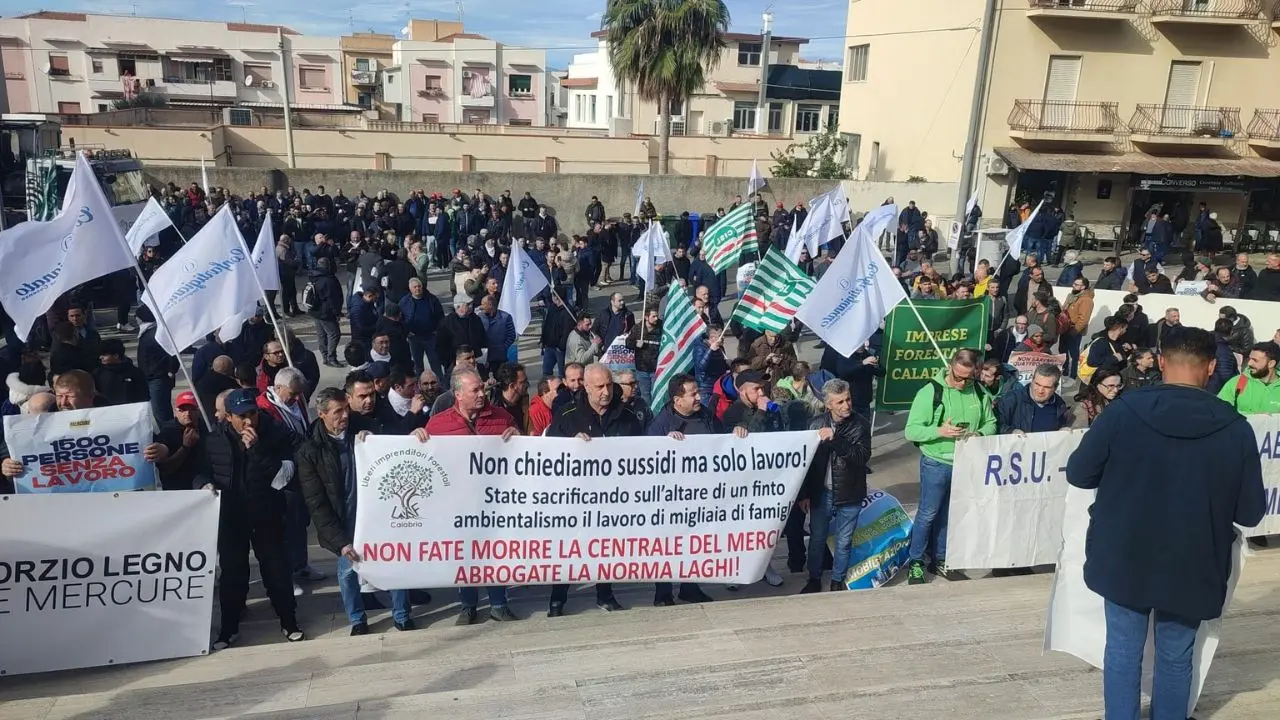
1247, 109, 1280, 140
1027, 0, 1140, 13
1129, 104, 1241, 138
417, 87, 446, 98
1148, 0, 1262, 20
1008, 99, 1124, 134
350, 70, 377, 85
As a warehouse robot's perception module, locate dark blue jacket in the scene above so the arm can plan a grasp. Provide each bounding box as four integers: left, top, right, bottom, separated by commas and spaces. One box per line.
691, 337, 728, 402
399, 293, 442, 340
648, 405, 722, 437
1208, 335, 1238, 394
994, 382, 1072, 434
1067, 384, 1266, 621
347, 293, 381, 343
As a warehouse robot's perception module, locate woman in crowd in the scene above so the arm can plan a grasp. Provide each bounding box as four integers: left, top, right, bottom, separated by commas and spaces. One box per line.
1076, 365, 1124, 425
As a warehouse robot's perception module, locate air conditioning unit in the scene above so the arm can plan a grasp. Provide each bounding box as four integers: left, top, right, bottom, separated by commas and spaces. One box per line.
710, 120, 730, 136
987, 156, 1010, 176
261, 80, 275, 89
226, 107, 253, 126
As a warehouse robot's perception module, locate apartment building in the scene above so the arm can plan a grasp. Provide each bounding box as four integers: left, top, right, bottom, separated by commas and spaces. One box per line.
340, 32, 395, 119
564, 31, 841, 138
381, 19, 548, 127
0, 11, 351, 120
840, 0, 1280, 243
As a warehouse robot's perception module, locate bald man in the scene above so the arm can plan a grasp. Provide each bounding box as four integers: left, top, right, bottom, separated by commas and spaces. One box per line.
197, 355, 239, 425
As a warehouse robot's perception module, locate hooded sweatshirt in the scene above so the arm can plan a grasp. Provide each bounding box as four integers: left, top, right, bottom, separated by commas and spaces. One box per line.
1067, 384, 1265, 621
903, 370, 997, 464
1217, 372, 1280, 415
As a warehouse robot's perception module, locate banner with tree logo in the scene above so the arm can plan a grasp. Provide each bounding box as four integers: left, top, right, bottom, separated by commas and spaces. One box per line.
875, 297, 990, 411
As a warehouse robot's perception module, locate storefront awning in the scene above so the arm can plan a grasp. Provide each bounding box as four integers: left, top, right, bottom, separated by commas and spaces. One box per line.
993, 147, 1280, 178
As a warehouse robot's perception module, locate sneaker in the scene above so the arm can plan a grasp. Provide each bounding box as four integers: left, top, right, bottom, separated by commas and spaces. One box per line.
934, 559, 965, 581
292, 583, 303, 597
907, 560, 927, 585
597, 597, 625, 612
394, 618, 416, 632
456, 607, 478, 626
281, 626, 305, 642
350, 622, 369, 636
212, 632, 238, 651
828, 581, 846, 592
763, 564, 784, 587
117, 322, 138, 333
653, 596, 675, 607
547, 602, 565, 618
489, 606, 520, 622
293, 566, 327, 582
799, 579, 822, 594
677, 586, 714, 603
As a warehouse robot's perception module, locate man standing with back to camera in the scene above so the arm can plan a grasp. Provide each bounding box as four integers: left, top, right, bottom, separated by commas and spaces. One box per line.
1067, 328, 1265, 720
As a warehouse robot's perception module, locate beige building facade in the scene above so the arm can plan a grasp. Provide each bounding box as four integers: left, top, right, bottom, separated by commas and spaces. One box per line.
840, 0, 1280, 245
339, 32, 395, 119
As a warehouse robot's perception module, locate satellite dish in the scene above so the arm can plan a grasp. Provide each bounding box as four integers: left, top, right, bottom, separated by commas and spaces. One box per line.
244, 75, 255, 87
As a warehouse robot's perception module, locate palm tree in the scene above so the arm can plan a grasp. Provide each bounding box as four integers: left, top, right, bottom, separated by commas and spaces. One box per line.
602, 0, 730, 174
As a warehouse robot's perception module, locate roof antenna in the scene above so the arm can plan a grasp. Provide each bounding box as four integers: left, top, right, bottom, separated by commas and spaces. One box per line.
456, 0, 465, 25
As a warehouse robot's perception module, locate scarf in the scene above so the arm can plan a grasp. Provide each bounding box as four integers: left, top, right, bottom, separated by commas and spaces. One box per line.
389, 390, 414, 417
370, 349, 392, 364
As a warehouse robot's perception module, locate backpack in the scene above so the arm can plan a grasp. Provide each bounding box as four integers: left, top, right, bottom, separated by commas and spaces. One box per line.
300, 281, 317, 311
1077, 339, 1098, 384
912, 380, 946, 447
1231, 374, 1249, 408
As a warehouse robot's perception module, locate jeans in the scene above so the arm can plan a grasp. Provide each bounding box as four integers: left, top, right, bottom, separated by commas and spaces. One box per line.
297, 241, 316, 271
1103, 600, 1199, 720
459, 585, 508, 610
635, 370, 654, 406
1061, 332, 1082, 379
337, 555, 410, 625
148, 378, 174, 424
282, 489, 310, 574
807, 489, 864, 584
314, 318, 341, 362
542, 347, 565, 379
1027, 236, 1048, 265
908, 456, 953, 563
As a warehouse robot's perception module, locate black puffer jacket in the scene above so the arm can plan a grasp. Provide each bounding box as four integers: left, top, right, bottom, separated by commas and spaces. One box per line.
801, 412, 871, 507
200, 416, 294, 504
296, 419, 351, 555
625, 320, 662, 373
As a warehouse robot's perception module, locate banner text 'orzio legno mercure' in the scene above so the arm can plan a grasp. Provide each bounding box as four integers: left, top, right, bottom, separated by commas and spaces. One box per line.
352, 432, 821, 589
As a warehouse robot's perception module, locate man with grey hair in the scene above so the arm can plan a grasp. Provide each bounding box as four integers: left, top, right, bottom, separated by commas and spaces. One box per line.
798, 378, 871, 593
438, 293, 487, 378
995, 363, 1073, 435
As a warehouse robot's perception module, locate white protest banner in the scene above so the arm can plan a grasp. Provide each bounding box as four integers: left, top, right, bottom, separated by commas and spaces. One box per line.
0, 490, 220, 675
1044, 485, 1244, 718
352, 432, 820, 589
3, 403, 157, 494
601, 335, 636, 373
1008, 351, 1067, 385
946, 430, 1083, 570
1175, 279, 1209, 297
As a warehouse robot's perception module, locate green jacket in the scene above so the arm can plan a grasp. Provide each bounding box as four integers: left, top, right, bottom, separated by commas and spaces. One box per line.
1217, 374, 1280, 415
904, 370, 997, 464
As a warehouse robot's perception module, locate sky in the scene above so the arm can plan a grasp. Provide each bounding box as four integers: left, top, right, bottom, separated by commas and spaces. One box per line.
11, 0, 848, 69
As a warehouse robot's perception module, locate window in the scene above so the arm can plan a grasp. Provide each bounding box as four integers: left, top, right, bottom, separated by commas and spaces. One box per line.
117, 54, 137, 76
605, 95, 613, 118
843, 133, 861, 172
508, 118, 532, 126
733, 101, 757, 131
168, 57, 232, 83
738, 42, 762, 66
354, 58, 371, 72
508, 73, 532, 96
827, 106, 839, 130
48, 54, 70, 77
589, 95, 597, 123
229, 108, 253, 126
357, 92, 373, 108
795, 104, 822, 133
422, 113, 439, 123
768, 102, 783, 132
668, 97, 683, 116
575, 94, 585, 122
846, 44, 869, 82
57, 101, 81, 113
386, 74, 394, 84
425, 75, 442, 90
245, 63, 273, 85
299, 66, 326, 90
91, 58, 103, 74
97, 103, 108, 112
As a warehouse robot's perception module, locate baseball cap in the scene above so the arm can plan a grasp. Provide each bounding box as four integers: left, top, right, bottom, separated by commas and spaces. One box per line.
735, 370, 767, 389
225, 389, 259, 415
175, 391, 198, 409
368, 361, 391, 380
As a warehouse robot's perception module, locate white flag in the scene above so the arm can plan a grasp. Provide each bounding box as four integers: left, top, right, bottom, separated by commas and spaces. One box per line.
791, 185, 847, 261
500, 243, 549, 336
252, 214, 280, 293
143, 205, 260, 355
1004, 199, 1043, 260
782, 213, 804, 263
634, 181, 645, 217
0, 154, 136, 341
747, 159, 766, 196
796, 203, 905, 356
201, 157, 211, 195
632, 221, 670, 289
965, 188, 980, 221
126, 197, 175, 256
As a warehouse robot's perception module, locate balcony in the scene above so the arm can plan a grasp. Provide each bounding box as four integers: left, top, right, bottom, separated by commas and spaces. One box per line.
1247, 109, 1280, 149
460, 87, 495, 108
1149, 0, 1263, 26
1129, 104, 1241, 146
350, 70, 377, 85
1008, 100, 1124, 142
417, 87, 446, 99
1026, 0, 1140, 20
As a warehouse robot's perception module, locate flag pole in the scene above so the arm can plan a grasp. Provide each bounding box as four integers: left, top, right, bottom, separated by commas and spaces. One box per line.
231, 227, 294, 369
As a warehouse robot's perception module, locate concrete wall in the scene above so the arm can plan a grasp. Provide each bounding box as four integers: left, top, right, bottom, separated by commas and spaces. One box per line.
141, 165, 963, 229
